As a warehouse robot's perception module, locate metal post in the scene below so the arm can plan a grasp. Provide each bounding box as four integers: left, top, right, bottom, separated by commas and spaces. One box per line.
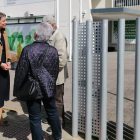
112, 0, 114, 7
116, 18, 125, 140
89, 0, 93, 20
85, 20, 93, 140
100, 19, 108, 140
72, 20, 79, 138
134, 18, 140, 140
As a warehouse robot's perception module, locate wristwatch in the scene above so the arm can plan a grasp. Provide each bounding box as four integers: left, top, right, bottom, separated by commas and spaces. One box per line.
7, 59, 11, 63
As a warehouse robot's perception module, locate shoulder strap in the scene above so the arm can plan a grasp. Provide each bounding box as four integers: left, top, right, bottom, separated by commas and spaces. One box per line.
36, 46, 50, 78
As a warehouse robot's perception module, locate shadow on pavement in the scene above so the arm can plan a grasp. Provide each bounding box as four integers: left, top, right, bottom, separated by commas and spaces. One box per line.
63, 111, 99, 140
62, 111, 72, 136
107, 121, 134, 140
0, 110, 54, 140
11, 98, 28, 114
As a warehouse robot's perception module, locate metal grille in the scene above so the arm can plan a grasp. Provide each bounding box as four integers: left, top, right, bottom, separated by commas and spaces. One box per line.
78, 22, 101, 137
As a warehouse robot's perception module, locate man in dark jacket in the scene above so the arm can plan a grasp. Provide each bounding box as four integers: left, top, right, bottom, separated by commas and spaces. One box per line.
13, 22, 62, 140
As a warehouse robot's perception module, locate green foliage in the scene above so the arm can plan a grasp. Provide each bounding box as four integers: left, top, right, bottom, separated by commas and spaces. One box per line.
17, 42, 22, 58
6, 28, 35, 51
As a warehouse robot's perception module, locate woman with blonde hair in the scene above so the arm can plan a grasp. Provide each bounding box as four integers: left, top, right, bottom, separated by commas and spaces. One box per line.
0, 12, 11, 126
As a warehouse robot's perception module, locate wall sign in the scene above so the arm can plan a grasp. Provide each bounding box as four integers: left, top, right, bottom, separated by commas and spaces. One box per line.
5, 0, 54, 6
113, 20, 136, 44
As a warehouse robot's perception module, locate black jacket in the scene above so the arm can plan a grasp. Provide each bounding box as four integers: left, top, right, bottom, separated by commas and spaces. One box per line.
13, 40, 59, 99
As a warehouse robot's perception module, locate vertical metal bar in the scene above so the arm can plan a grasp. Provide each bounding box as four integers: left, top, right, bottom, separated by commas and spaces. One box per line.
112, 0, 114, 7
85, 20, 93, 140
116, 18, 125, 140
100, 19, 108, 140
119, 0, 120, 7
89, 0, 93, 20
135, 0, 136, 10
72, 20, 79, 138
126, 0, 127, 7
134, 18, 140, 140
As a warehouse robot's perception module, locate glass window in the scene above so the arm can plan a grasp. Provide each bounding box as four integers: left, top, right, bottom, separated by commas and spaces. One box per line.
115, 0, 140, 7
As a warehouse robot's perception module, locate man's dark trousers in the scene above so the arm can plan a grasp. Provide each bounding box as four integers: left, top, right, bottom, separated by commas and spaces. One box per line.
56, 84, 65, 124
26, 97, 61, 140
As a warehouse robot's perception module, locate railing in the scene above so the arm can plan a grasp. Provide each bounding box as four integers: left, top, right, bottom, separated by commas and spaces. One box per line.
72, 18, 140, 140
113, 0, 140, 10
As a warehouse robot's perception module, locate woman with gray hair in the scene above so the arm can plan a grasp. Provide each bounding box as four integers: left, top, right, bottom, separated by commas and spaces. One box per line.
13, 22, 62, 140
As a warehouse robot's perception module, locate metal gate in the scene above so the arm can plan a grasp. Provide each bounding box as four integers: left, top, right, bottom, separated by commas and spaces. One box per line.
78, 22, 101, 137
72, 18, 140, 140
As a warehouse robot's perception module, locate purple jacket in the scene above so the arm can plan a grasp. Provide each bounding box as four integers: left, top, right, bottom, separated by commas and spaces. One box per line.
13, 40, 59, 99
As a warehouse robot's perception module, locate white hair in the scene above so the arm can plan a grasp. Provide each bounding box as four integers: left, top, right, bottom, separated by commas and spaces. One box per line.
42, 14, 56, 24
35, 22, 53, 41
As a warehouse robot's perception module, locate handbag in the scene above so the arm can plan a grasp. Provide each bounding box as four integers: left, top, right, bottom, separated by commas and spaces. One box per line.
14, 46, 50, 101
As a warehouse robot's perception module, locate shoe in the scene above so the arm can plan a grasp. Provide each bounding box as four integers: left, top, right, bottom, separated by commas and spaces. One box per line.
46, 126, 52, 132
0, 120, 10, 126
42, 118, 48, 124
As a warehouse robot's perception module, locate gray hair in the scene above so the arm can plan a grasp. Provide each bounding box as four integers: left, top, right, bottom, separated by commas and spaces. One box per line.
35, 22, 53, 41
42, 15, 56, 24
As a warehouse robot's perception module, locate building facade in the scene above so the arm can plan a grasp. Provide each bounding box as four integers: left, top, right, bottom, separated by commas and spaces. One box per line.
92, 0, 140, 51
0, 0, 92, 60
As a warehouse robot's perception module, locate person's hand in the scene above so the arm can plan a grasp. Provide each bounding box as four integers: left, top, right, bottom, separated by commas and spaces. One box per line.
6, 62, 11, 70
0, 63, 8, 70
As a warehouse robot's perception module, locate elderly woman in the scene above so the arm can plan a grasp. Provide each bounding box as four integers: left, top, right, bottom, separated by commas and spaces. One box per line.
0, 12, 11, 126
13, 22, 61, 140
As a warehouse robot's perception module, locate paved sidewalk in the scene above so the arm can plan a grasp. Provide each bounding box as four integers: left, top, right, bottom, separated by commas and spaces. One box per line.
1, 51, 135, 140
1, 61, 75, 140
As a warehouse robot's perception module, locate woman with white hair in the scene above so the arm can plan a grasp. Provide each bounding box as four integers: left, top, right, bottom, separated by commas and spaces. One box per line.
13, 22, 61, 140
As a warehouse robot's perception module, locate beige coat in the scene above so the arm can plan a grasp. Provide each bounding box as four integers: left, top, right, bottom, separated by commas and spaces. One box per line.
0, 30, 11, 62
48, 29, 68, 85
